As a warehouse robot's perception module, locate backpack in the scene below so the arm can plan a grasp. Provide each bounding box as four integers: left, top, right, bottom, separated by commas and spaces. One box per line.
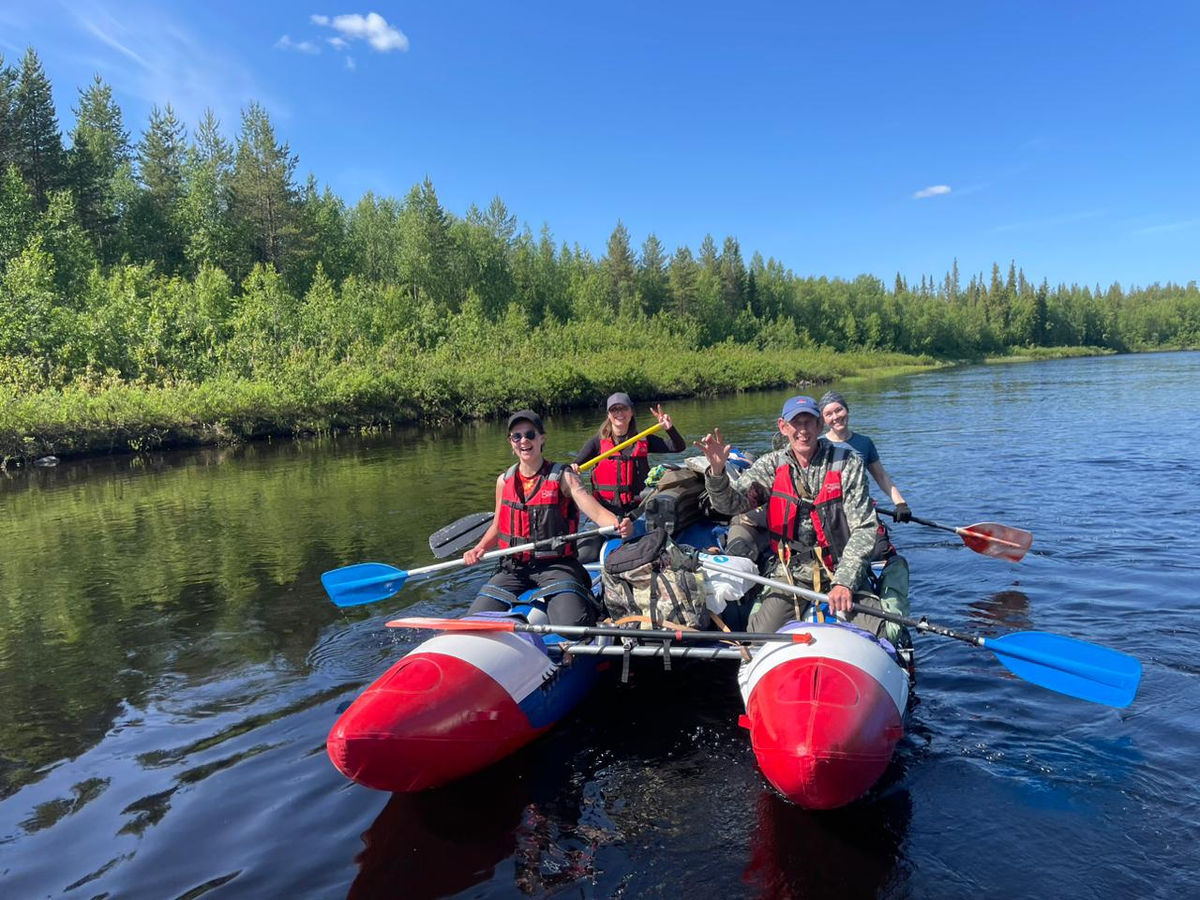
641, 466, 709, 535
600, 529, 709, 629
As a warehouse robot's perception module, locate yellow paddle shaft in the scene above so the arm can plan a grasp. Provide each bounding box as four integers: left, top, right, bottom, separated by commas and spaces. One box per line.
578, 423, 665, 472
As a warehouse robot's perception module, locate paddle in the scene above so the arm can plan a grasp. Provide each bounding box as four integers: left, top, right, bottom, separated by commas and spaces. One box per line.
577, 423, 665, 473
427, 426, 665, 559
878, 508, 1033, 562
386, 616, 817, 645
696, 555, 1141, 708
321, 526, 618, 608
429, 510, 495, 558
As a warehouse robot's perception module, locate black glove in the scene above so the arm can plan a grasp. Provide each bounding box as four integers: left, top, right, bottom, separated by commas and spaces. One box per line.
894, 502, 912, 523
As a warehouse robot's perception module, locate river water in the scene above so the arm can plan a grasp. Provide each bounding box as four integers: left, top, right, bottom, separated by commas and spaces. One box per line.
1, 352, 1197, 898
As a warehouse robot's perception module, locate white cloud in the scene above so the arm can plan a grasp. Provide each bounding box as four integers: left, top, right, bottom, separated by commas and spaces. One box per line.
913, 185, 952, 199
311, 12, 408, 52
345, 56, 356, 71
276, 35, 320, 54
65, 2, 281, 130
328, 36, 348, 50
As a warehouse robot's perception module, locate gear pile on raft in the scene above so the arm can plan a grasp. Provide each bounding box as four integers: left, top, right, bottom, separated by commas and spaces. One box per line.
319, 393, 1141, 811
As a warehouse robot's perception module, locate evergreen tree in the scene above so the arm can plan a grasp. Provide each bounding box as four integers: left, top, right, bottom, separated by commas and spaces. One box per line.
292, 176, 349, 289
462, 195, 516, 319
396, 177, 452, 307
229, 102, 299, 277
698, 234, 718, 273
128, 104, 188, 271
180, 109, 236, 274
13, 47, 65, 209
0, 55, 17, 171
668, 246, 699, 318
69, 75, 132, 262
717, 235, 746, 312
602, 220, 636, 311
637, 233, 669, 315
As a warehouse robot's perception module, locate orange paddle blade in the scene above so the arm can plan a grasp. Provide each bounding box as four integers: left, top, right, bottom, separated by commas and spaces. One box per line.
385, 616, 516, 632
956, 522, 1033, 562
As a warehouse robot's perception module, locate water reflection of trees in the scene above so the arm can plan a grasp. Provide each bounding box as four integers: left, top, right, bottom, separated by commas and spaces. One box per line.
0, 430, 523, 798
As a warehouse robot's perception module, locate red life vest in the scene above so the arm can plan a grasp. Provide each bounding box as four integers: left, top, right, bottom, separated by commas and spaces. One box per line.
766, 447, 888, 570
591, 437, 649, 509
497, 461, 579, 563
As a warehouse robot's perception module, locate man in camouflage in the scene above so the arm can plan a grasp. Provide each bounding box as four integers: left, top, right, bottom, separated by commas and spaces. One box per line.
695, 395, 901, 638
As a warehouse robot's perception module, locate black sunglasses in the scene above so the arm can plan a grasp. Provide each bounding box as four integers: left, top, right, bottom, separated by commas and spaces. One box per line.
509, 429, 538, 442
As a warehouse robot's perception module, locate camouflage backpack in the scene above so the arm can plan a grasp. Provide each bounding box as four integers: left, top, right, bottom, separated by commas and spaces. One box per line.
600, 529, 708, 629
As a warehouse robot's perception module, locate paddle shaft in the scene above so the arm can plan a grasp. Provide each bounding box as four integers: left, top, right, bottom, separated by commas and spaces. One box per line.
578, 423, 665, 473
389, 617, 815, 644
696, 557, 1135, 689
698, 556, 1013, 646
406, 525, 618, 580
878, 508, 1029, 551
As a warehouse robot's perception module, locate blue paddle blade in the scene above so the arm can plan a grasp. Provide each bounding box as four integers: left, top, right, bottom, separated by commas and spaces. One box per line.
321, 562, 409, 608
985, 630, 1142, 708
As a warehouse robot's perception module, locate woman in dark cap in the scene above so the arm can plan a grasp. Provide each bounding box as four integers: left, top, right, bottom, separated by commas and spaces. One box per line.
573, 392, 685, 517
817, 391, 912, 523
463, 410, 634, 626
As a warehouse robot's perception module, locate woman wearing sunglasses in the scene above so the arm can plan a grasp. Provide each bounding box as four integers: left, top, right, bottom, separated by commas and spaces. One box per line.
573, 392, 685, 516
463, 410, 635, 626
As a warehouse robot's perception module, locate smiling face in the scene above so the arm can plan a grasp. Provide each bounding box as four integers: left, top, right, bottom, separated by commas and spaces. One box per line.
607, 404, 632, 435
821, 401, 850, 437
508, 421, 546, 465
778, 412, 822, 461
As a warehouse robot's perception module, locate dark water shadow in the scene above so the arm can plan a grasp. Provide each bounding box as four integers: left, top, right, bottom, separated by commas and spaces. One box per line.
347, 739, 604, 900
966, 589, 1032, 631
741, 779, 913, 899
348, 773, 527, 899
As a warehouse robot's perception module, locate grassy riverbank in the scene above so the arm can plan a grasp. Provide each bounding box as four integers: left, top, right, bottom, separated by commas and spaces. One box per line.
2, 341, 940, 465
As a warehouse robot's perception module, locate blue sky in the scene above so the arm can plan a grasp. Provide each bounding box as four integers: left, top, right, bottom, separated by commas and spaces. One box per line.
4, 1, 1199, 290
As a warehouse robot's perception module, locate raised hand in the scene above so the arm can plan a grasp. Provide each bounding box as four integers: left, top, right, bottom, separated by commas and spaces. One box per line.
693, 428, 731, 475
649, 403, 673, 431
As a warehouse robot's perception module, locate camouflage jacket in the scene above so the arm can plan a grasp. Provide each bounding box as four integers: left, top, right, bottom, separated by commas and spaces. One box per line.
704, 439, 879, 591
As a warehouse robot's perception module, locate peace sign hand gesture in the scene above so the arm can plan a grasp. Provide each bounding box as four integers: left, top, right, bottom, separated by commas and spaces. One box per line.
649, 403, 673, 432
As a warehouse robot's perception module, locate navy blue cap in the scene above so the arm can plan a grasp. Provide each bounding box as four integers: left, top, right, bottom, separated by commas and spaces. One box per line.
780, 395, 821, 421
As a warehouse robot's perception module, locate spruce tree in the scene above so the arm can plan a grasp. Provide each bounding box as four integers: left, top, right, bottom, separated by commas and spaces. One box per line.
0, 55, 18, 170
14, 47, 65, 209
229, 102, 298, 277
70, 75, 132, 262
181, 109, 235, 274
602, 220, 636, 310
129, 104, 188, 271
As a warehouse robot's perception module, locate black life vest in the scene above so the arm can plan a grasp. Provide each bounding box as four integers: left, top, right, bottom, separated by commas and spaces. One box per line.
591, 437, 649, 509
497, 461, 579, 563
